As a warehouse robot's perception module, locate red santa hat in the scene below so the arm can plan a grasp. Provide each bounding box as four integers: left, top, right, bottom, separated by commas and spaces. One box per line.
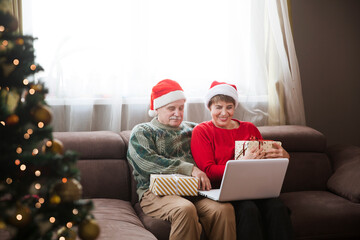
148, 79, 186, 117
205, 81, 238, 108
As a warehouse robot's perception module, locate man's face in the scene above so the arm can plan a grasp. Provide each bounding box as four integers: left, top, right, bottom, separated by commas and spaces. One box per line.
156, 99, 185, 127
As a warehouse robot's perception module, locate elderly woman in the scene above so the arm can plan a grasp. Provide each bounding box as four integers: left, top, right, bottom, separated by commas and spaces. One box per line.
191, 81, 293, 240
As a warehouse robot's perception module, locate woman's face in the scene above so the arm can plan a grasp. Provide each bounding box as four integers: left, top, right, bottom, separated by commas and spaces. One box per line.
209, 100, 235, 129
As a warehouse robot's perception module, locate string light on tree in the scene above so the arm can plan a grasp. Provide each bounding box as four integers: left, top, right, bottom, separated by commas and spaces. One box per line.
16, 146, 22, 154
35, 170, 41, 176
32, 148, 39, 155
49, 217, 56, 223
20, 164, 26, 171
6, 178, 12, 184
30, 64, 36, 71
72, 209, 79, 215
13, 59, 19, 65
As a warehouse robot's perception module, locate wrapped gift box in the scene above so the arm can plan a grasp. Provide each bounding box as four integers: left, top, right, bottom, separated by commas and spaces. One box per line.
149, 174, 198, 196
235, 140, 282, 160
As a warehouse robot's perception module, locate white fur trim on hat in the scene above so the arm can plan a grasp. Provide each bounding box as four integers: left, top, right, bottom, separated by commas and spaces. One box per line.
148, 109, 156, 117
148, 90, 186, 117
153, 90, 186, 110
204, 84, 238, 109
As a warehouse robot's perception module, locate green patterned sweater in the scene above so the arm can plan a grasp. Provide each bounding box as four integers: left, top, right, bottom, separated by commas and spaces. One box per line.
127, 118, 197, 201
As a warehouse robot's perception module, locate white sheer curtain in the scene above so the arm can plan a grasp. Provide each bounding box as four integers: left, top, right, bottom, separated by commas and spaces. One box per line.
266, 0, 306, 125
22, 0, 305, 132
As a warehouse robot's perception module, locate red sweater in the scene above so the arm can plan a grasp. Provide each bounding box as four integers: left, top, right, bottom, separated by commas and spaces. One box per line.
191, 120, 262, 187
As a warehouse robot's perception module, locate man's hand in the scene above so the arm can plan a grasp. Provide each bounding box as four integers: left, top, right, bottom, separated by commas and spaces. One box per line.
264, 143, 290, 159
191, 166, 211, 191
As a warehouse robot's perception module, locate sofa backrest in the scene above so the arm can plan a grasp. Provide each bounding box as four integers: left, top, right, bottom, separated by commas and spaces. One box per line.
258, 125, 332, 192
54, 131, 131, 201
54, 125, 334, 203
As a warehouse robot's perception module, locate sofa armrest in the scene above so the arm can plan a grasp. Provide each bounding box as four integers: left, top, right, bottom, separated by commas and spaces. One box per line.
134, 203, 171, 240
326, 144, 360, 203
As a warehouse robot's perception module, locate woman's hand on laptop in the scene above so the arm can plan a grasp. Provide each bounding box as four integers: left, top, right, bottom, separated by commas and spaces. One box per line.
192, 166, 212, 191
264, 143, 290, 159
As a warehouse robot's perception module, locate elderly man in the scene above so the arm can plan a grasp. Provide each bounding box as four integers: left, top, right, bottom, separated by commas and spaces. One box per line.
127, 79, 236, 240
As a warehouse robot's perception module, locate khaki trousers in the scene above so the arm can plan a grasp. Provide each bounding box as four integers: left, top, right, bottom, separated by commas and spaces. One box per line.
140, 190, 236, 240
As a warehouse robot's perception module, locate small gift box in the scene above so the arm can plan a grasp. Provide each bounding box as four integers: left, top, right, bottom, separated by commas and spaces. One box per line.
149, 174, 199, 196
235, 140, 282, 160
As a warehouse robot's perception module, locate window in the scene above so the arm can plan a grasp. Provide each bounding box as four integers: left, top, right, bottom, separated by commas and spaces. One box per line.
22, 0, 268, 100
21, 0, 305, 131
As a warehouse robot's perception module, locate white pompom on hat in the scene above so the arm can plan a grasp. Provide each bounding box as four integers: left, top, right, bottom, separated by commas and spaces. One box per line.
204, 81, 239, 109
148, 79, 186, 117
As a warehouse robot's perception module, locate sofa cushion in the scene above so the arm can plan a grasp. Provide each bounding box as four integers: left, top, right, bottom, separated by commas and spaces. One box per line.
327, 145, 360, 203
327, 161, 360, 203
92, 199, 157, 240
77, 159, 131, 200
280, 191, 360, 239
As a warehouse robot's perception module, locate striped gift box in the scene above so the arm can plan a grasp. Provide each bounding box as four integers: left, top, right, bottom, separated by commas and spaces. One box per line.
235, 140, 282, 160
149, 174, 198, 196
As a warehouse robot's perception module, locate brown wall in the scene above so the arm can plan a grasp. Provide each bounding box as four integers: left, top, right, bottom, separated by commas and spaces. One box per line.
291, 0, 360, 147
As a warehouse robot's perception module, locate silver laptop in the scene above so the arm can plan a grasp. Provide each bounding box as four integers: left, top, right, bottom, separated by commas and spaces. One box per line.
198, 158, 289, 202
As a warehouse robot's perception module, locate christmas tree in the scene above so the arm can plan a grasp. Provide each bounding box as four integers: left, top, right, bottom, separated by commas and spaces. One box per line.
0, 2, 100, 240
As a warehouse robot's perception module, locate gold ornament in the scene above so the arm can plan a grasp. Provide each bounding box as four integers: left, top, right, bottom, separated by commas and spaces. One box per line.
6, 14, 19, 32
57, 227, 77, 240
78, 219, 100, 240
15, 38, 24, 45
31, 105, 53, 126
50, 194, 61, 205
8, 205, 31, 227
5, 114, 19, 126
30, 84, 43, 92
1, 88, 20, 113
0, 60, 16, 77
42, 139, 64, 155
0, 220, 6, 229
53, 178, 82, 202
